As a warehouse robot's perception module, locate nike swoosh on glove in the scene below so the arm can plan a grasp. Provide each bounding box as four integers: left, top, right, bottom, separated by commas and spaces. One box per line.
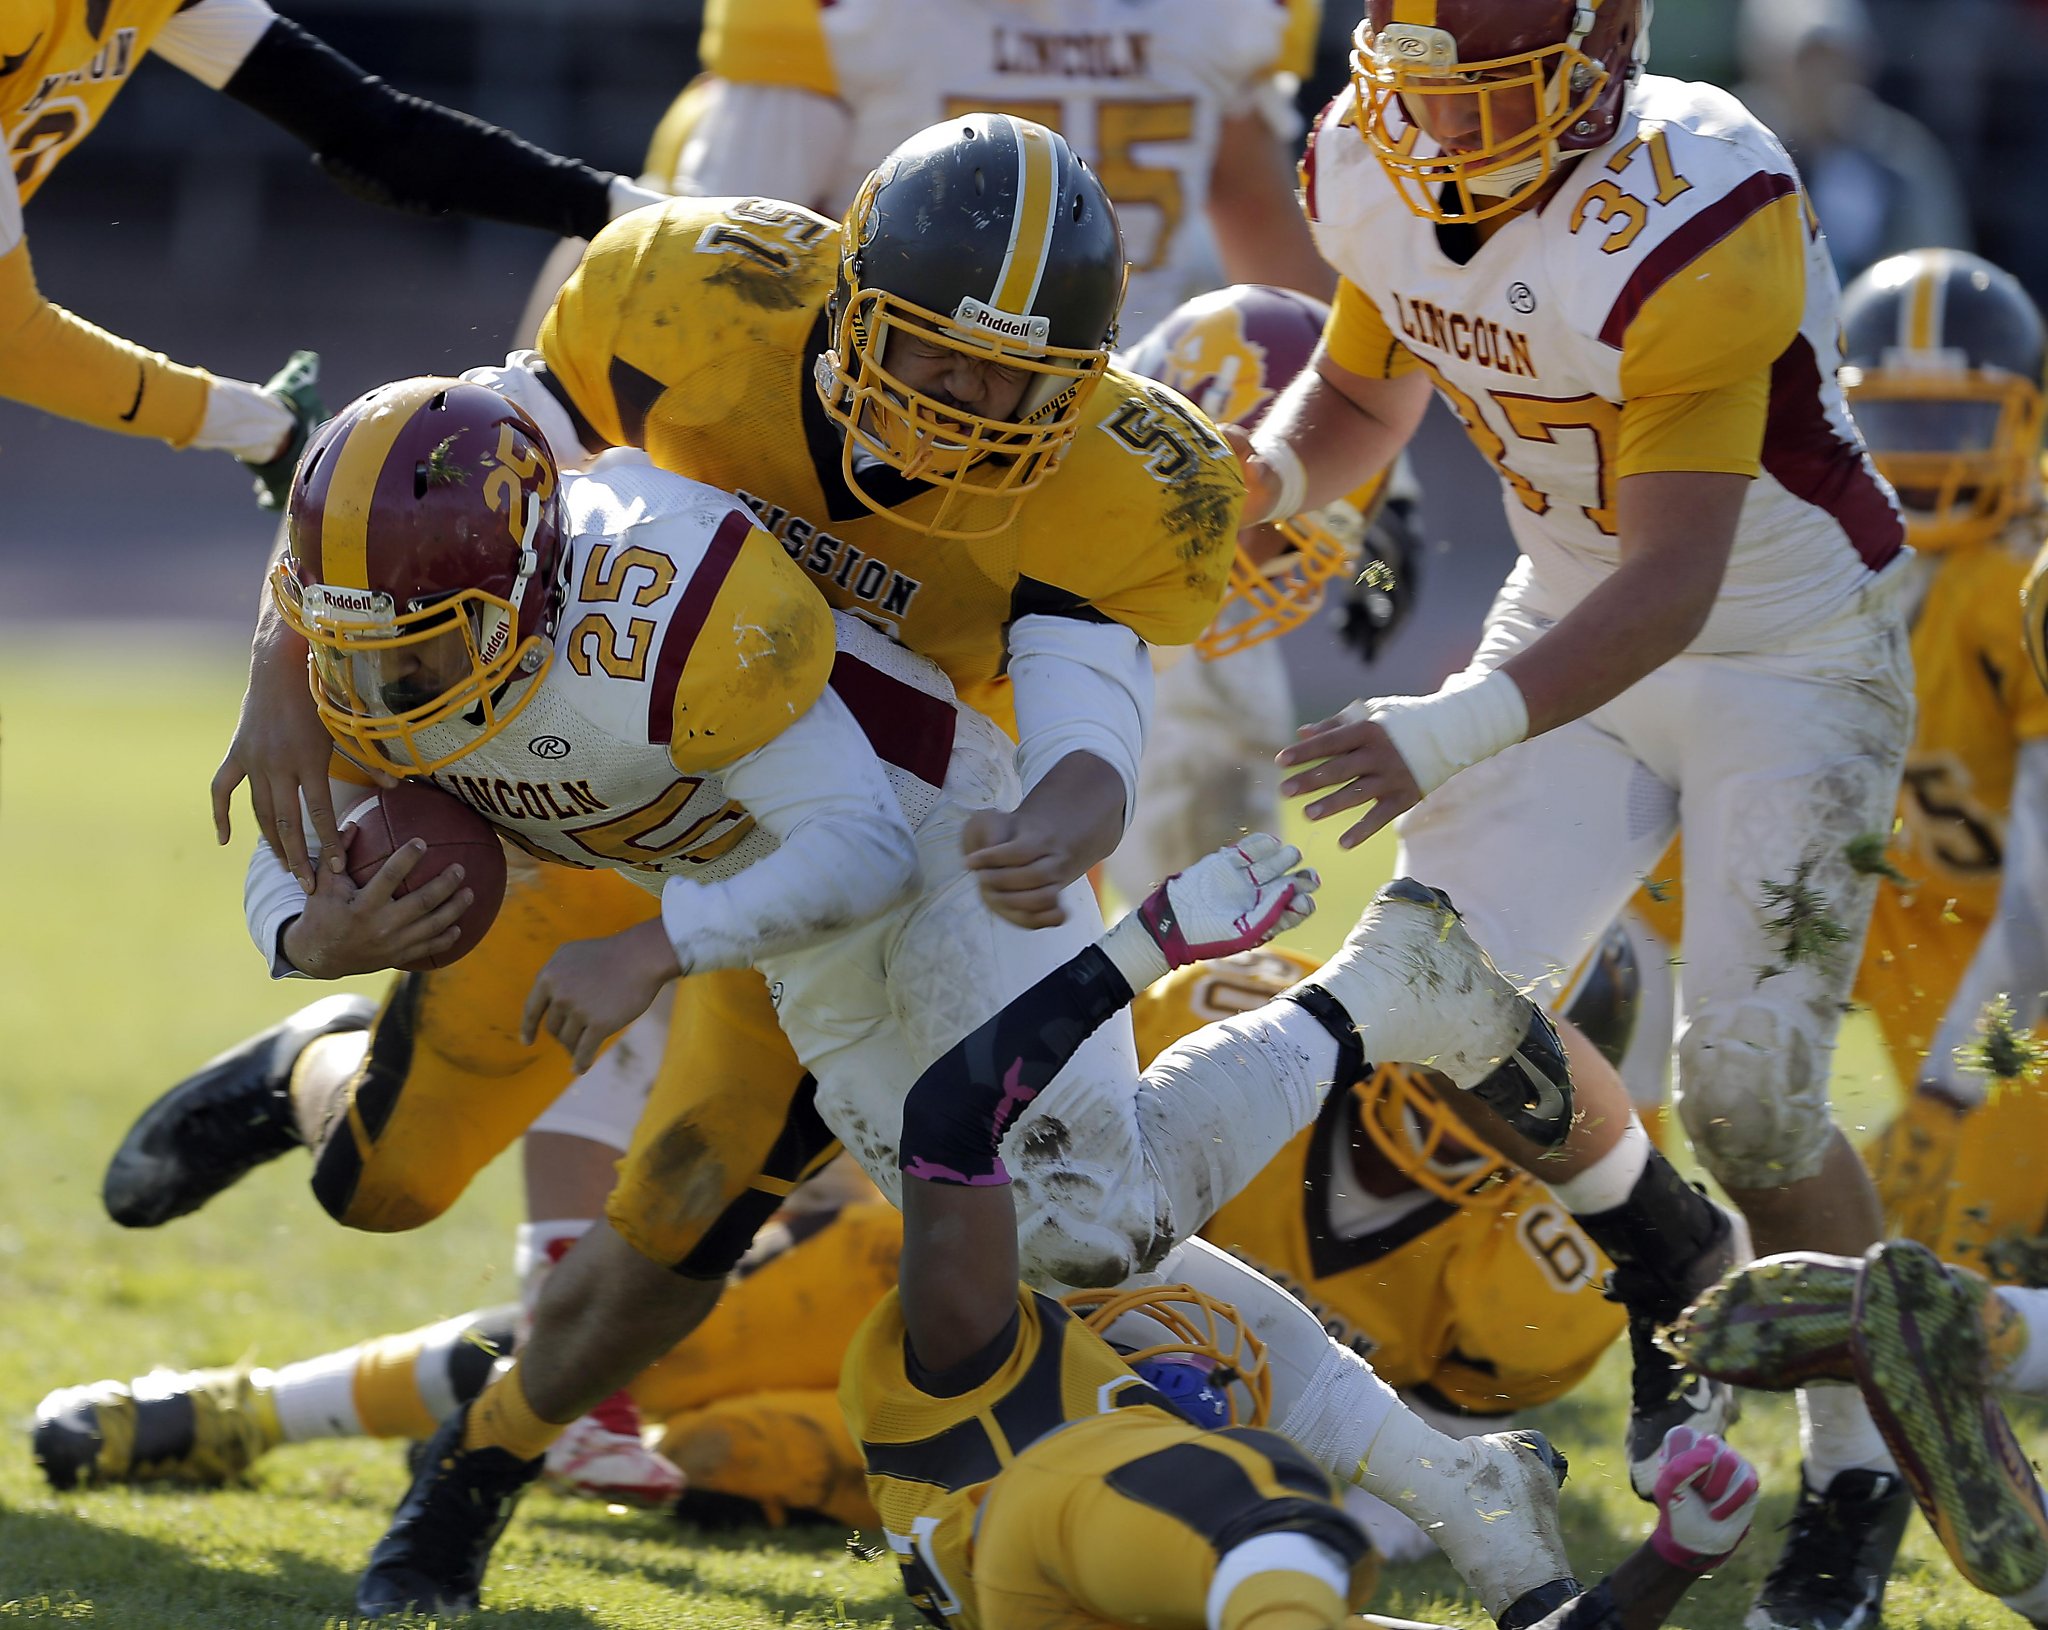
1650, 1425, 1760, 1571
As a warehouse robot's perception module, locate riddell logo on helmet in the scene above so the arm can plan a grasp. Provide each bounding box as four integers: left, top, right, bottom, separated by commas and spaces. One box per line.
304, 585, 394, 621
954, 298, 1051, 347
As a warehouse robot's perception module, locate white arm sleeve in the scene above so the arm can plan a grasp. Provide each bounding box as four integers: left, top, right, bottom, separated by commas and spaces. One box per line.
668, 79, 850, 209
0, 135, 19, 258
1007, 614, 1154, 827
242, 777, 375, 978
660, 687, 918, 973
1921, 739, 2048, 1105
459, 351, 596, 470
150, 0, 276, 88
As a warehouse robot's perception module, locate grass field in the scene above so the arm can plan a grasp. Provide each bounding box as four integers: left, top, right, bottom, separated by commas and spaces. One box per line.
0, 631, 2036, 1628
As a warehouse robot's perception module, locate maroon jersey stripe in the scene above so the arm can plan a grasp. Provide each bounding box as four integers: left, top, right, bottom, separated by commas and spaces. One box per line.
647, 508, 754, 746
1762, 334, 1905, 573
828, 651, 957, 788
1599, 171, 1799, 350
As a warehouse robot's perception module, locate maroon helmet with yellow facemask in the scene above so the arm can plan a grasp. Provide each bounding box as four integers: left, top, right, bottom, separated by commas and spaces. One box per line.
1120, 284, 1384, 659
1352, 0, 1650, 224
276, 378, 565, 778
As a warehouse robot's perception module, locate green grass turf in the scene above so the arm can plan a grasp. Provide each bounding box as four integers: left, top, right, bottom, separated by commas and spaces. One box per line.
0, 632, 2037, 1628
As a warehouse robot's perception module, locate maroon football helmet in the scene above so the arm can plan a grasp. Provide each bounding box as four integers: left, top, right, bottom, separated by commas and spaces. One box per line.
277, 378, 565, 775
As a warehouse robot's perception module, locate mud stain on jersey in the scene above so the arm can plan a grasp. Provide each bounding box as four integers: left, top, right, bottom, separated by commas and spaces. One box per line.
706, 259, 815, 314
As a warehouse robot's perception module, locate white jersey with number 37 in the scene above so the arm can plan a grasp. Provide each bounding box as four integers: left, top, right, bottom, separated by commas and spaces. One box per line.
1305, 74, 1905, 653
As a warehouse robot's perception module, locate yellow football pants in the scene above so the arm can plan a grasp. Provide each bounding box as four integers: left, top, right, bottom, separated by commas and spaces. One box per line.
972, 1412, 1376, 1630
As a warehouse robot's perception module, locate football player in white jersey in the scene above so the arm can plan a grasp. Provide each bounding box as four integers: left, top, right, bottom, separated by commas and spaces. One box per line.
521, 0, 1331, 345
1236, 6, 1916, 1627
207, 375, 1588, 1620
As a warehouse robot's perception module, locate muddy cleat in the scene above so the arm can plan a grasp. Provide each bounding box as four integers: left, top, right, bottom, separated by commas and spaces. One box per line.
33, 1365, 281, 1491
541, 1391, 683, 1507
1663, 1252, 1863, 1392
1851, 1240, 2048, 1600
356, 1401, 542, 1618
1424, 1430, 1578, 1628
1745, 1465, 1913, 1630
1303, 879, 1574, 1148
103, 995, 373, 1227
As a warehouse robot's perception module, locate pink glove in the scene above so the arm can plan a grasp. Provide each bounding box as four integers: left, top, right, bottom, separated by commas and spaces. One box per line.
1650, 1426, 1760, 1571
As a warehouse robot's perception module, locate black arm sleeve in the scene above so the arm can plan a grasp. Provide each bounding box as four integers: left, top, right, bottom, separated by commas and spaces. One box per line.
221, 16, 617, 240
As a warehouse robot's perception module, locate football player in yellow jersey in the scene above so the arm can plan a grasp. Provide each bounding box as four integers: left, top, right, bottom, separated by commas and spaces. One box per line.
856, 861, 1761, 1630
1830, 251, 2048, 1279
0, 0, 659, 493
1618, 250, 2048, 1285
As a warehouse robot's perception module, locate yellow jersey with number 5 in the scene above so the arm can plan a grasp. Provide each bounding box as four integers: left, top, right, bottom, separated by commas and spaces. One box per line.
540, 194, 1241, 729
1304, 74, 1904, 655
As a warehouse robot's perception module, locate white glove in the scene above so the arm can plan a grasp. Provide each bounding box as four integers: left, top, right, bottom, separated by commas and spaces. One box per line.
1650, 1426, 1760, 1571
1098, 833, 1319, 991
190, 376, 295, 461
607, 177, 668, 219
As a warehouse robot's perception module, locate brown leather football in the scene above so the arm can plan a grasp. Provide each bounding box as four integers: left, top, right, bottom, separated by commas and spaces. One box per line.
339, 782, 507, 971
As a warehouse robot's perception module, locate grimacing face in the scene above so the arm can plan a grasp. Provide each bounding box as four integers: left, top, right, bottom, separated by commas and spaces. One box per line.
879, 328, 1033, 423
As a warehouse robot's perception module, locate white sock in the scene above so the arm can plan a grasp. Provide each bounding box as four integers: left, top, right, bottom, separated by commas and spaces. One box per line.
1799, 1382, 1898, 1487
269, 1348, 364, 1443
1992, 1287, 2048, 1396
1206, 1533, 1352, 1630
1550, 1114, 1652, 1216
1137, 1001, 1343, 1228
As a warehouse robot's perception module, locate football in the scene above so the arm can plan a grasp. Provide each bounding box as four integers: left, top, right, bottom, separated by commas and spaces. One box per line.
339, 781, 508, 971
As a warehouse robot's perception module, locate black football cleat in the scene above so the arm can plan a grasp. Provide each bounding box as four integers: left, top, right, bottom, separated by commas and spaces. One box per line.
103, 994, 373, 1227
1746, 1465, 1913, 1630
356, 1402, 542, 1618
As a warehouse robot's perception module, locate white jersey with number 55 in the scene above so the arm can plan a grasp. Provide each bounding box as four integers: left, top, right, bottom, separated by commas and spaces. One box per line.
1304, 74, 1906, 653
673, 0, 1319, 337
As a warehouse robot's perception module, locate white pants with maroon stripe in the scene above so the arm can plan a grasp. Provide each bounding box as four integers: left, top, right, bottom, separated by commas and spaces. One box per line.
1396, 570, 1914, 1190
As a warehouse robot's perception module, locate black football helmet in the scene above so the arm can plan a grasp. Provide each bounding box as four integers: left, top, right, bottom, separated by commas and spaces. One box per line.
1841, 248, 2047, 551
815, 113, 1128, 538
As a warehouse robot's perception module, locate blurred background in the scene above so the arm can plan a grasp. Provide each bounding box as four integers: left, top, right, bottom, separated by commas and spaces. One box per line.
0, 0, 2030, 714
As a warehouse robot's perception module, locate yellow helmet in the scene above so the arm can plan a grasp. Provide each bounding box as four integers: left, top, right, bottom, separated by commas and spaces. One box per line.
815, 114, 1126, 540
1840, 249, 2047, 553
1120, 284, 1378, 658
1061, 1283, 1272, 1429
1354, 1063, 1518, 1205
1350, 0, 1650, 224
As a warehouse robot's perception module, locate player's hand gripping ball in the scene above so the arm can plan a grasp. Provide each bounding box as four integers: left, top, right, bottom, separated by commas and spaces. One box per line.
339, 783, 507, 970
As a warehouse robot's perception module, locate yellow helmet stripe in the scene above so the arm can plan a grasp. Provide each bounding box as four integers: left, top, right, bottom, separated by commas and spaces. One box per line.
991, 117, 1058, 317
1906, 263, 1943, 354
321, 380, 444, 591
1390, 0, 1439, 26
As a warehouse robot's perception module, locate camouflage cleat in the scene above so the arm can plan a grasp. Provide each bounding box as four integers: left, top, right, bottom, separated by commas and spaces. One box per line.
1851, 1240, 2048, 1601
244, 349, 325, 511
33, 1365, 281, 1491
1662, 1251, 1862, 1392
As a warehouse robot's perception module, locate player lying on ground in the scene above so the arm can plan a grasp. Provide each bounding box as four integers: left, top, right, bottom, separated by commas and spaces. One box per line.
856, 862, 1762, 1630
1237, 6, 1917, 1624
43, 950, 1630, 1567
1667, 1241, 2048, 1627
0, 0, 658, 496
